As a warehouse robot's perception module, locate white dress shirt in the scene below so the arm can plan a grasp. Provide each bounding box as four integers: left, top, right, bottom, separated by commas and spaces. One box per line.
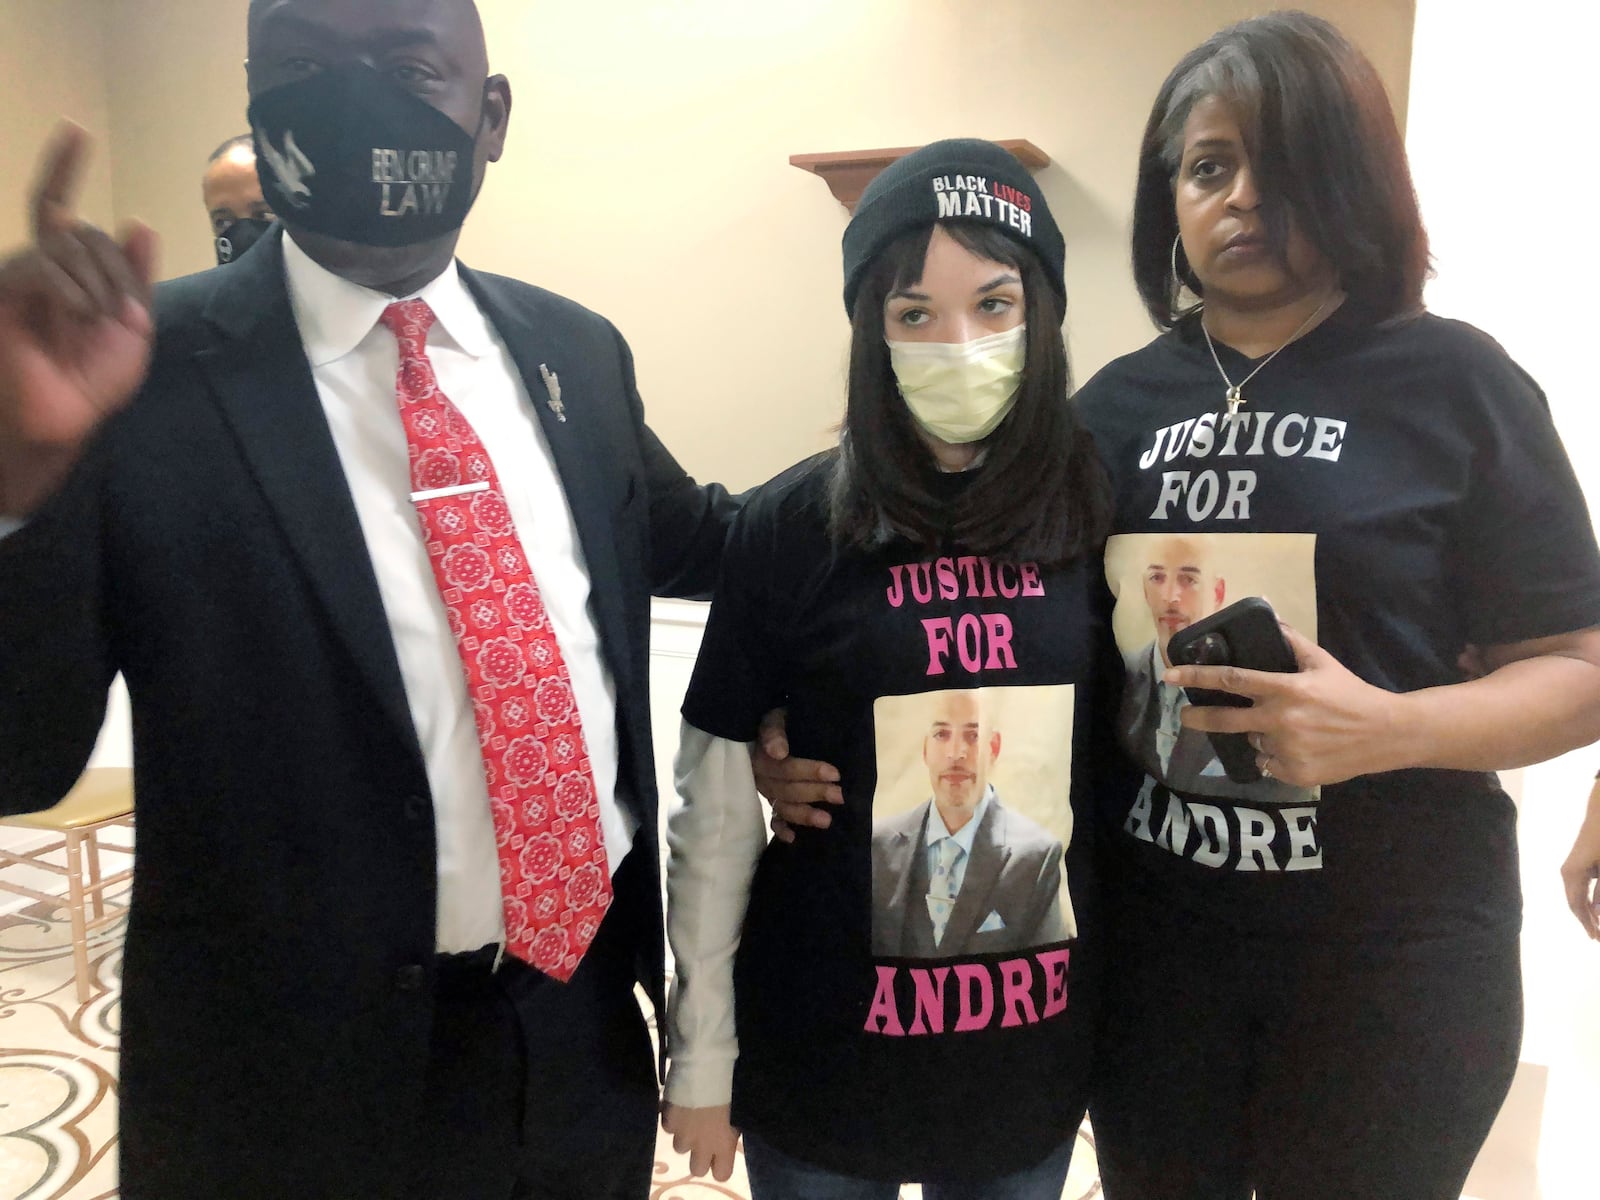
281, 232, 636, 953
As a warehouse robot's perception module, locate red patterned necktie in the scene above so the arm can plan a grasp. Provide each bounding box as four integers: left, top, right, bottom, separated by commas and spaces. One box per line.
380, 299, 610, 982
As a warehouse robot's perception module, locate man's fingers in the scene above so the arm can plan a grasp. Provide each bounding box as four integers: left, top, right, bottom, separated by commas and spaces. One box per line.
118, 220, 158, 306
753, 754, 842, 790
712, 1147, 737, 1183
20, 253, 99, 329
772, 797, 833, 830
30, 122, 90, 241
770, 814, 796, 843
48, 228, 117, 318
757, 729, 788, 760
78, 225, 145, 317
757, 708, 790, 760
757, 777, 842, 808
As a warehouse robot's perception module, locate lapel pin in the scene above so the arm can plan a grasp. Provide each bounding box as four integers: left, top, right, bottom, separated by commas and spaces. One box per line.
539, 363, 566, 423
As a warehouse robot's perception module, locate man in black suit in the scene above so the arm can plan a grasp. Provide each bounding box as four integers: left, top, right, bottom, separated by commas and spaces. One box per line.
0, 2, 735, 1198
871, 690, 1069, 958
203, 133, 275, 265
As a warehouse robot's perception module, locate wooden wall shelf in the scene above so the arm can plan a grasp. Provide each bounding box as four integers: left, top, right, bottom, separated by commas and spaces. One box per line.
789, 140, 1049, 213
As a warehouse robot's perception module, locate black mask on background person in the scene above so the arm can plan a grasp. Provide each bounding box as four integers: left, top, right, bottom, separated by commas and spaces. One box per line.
247, 63, 483, 248
214, 216, 275, 265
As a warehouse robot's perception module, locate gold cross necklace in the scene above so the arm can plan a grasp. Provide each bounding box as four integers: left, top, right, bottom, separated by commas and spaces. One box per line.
1201, 294, 1335, 415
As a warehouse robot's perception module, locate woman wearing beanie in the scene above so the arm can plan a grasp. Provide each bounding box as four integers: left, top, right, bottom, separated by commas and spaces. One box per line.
1069, 11, 1600, 1199
660, 138, 1121, 1197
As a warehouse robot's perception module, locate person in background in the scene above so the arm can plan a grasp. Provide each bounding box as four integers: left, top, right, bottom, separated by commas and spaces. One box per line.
662, 139, 1116, 1197
0, 0, 734, 1197
1561, 777, 1600, 940
202, 132, 275, 264
1074, 12, 1600, 1199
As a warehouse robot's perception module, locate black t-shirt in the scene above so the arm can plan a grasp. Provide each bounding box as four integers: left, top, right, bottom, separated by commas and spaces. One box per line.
1074, 306, 1600, 945
682, 454, 1119, 1181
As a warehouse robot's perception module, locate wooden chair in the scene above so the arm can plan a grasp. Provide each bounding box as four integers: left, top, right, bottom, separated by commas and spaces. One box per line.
0, 768, 134, 1004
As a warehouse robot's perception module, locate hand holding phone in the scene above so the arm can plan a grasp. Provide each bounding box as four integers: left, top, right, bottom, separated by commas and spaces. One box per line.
1165, 597, 1298, 784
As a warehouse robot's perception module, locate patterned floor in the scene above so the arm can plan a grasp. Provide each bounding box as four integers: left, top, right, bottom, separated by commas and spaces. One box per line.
0, 881, 1101, 1200
0, 888, 124, 1200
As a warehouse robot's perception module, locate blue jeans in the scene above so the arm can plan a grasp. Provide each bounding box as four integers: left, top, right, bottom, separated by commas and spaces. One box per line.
742, 1132, 1075, 1200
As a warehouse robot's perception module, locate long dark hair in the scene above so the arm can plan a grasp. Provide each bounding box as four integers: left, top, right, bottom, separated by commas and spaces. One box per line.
828, 220, 1110, 565
1132, 10, 1429, 327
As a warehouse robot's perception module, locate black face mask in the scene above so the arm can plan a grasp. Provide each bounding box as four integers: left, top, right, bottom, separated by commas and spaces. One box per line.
247, 63, 482, 248
214, 216, 275, 265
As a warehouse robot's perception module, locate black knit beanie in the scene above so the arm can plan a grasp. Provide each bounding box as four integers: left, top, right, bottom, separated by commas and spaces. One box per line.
841, 138, 1064, 316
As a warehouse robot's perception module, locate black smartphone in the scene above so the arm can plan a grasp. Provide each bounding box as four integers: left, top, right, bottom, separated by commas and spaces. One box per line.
1164, 596, 1297, 784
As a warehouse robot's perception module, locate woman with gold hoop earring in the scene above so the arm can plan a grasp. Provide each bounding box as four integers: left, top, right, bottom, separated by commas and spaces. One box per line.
1073, 11, 1600, 1200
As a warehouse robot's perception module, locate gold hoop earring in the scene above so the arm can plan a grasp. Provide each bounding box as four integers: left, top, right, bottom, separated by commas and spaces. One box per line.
1171, 233, 1200, 311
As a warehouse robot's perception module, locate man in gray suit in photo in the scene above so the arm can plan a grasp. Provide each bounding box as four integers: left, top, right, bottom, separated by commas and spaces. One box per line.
1121, 532, 1231, 791
871, 690, 1070, 958
1121, 533, 1313, 803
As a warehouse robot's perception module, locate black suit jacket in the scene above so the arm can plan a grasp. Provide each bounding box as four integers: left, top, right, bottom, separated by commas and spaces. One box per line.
870, 793, 1069, 958
0, 229, 736, 1199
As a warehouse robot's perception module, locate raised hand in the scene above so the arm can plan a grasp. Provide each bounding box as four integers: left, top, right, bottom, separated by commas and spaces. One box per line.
0, 122, 158, 518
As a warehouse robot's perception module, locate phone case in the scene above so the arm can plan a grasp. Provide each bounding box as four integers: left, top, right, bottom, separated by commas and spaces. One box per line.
1164, 597, 1297, 784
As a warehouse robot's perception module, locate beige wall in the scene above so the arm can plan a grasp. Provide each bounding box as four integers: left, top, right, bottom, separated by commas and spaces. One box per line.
3, 0, 1413, 492
0, 0, 115, 246
465, 0, 1415, 490
100, 0, 251, 279
1408, 3, 1600, 1196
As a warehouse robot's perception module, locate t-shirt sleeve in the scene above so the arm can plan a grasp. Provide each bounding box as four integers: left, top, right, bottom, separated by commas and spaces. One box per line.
680, 493, 792, 742
1451, 328, 1600, 645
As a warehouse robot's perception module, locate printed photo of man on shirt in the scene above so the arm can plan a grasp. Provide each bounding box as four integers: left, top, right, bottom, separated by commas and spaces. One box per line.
1107, 531, 1319, 805
870, 688, 1073, 958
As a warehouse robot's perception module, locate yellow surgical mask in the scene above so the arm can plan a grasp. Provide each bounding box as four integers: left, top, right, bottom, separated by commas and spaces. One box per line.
886, 325, 1026, 444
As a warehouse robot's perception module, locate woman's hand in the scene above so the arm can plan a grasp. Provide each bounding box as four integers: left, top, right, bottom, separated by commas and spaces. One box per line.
751, 707, 842, 843
1560, 780, 1600, 941
1166, 624, 1406, 788
661, 1103, 741, 1181
1169, 623, 1600, 786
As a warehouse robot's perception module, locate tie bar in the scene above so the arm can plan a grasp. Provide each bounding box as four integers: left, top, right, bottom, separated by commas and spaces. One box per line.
410, 481, 491, 503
